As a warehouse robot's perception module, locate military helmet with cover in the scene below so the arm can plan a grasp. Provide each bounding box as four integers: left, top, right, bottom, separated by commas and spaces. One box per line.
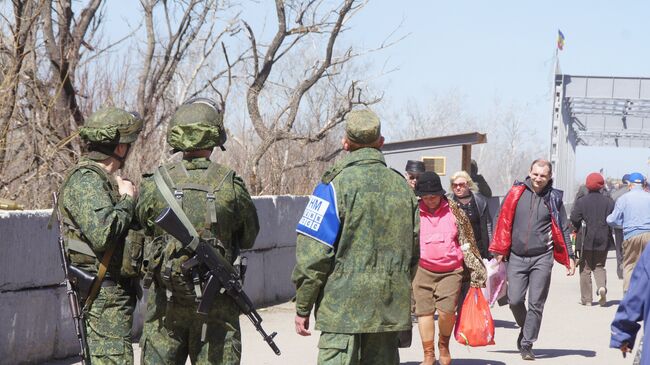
167, 97, 226, 151
79, 106, 143, 145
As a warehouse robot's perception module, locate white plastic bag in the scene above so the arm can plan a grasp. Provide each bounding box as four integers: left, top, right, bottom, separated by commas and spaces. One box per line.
481, 258, 507, 307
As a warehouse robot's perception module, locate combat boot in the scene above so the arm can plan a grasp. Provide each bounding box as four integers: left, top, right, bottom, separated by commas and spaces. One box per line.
439, 335, 452, 365
420, 340, 435, 365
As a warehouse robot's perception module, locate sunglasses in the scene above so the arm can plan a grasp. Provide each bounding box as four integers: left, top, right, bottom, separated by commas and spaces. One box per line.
452, 182, 468, 188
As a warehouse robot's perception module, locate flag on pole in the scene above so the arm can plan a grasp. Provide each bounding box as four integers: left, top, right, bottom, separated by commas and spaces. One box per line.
557, 30, 565, 50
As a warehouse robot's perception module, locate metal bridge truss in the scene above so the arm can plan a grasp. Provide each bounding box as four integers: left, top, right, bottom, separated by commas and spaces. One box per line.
550, 74, 650, 199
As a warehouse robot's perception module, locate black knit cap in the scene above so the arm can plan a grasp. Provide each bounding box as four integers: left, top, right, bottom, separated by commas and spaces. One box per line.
415, 171, 446, 196
405, 160, 425, 173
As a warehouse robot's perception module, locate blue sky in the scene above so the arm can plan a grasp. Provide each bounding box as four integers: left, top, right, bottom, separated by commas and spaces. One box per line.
344, 1, 650, 181
104, 1, 650, 180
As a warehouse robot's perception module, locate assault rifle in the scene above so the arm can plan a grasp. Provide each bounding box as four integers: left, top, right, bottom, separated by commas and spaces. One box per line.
51, 192, 90, 365
155, 207, 281, 355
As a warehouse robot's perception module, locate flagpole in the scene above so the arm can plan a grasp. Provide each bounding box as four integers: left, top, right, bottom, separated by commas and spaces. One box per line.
549, 31, 561, 162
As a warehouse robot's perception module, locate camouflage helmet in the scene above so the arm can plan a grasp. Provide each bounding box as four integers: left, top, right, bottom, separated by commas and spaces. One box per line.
167, 98, 226, 151
79, 107, 143, 144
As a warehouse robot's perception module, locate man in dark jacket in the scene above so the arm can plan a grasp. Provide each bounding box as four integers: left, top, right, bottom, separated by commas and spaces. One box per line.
570, 172, 615, 306
490, 159, 576, 361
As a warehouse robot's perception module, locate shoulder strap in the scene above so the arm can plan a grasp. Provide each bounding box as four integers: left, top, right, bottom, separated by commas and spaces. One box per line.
83, 243, 117, 310
159, 162, 186, 207
153, 166, 200, 251
204, 162, 234, 226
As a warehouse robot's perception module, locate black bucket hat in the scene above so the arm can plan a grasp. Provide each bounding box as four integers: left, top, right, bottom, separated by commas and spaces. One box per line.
415, 171, 446, 196
405, 160, 425, 173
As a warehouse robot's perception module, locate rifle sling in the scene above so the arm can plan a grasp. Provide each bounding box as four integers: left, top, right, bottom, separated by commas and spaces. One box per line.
67, 238, 98, 258
83, 241, 117, 311
153, 167, 200, 250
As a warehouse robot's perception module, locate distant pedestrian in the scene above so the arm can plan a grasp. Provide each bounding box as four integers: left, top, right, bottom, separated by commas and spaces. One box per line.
490, 158, 576, 361
570, 172, 614, 306
606, 172, 650, 292
609, 174, 631, 280
405, 159, 425, 190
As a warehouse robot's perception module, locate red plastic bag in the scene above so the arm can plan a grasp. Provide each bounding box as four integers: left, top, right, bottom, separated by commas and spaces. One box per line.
454, 287, 495, 347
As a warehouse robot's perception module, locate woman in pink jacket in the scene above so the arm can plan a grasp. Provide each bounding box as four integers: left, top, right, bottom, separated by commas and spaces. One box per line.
412, 172, 486, 365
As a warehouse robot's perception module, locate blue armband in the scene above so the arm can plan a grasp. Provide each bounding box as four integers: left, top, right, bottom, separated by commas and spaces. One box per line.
296, 182, 340, 247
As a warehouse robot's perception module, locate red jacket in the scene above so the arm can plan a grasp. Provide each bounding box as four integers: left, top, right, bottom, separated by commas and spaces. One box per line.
489, 183, 572, 268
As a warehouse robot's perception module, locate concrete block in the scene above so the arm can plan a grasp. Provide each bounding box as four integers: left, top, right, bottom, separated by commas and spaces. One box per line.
242, 252, 265, 306
272, 196, 309, 249
252, 196, 308, 251
0, 287, 77, 364
0, 210, 63, 291
261, 246, 296, 305
54, 287, 85, 360
241, 246, 296, 307
0, 195, 309, 363
252, 197, 277, 250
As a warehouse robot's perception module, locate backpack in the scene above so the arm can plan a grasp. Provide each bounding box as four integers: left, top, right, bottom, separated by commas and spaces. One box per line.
152, 160, 236, 301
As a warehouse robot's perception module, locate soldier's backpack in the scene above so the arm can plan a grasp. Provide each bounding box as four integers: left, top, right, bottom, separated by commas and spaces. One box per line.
151, 160, 239, 302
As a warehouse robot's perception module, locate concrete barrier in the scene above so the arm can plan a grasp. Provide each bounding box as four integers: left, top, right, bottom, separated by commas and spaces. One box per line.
0, 195, 308, 364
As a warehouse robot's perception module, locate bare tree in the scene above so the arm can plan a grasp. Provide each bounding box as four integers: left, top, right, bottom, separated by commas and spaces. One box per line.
0, 0, 391, 206
0, 1, 42, 176
41, 0, 104, 127
384, 89, 479, 142
473, 100, 544, 196
0, 0, 116, 206
129, 0, 247, 181
242, 0, 381, 194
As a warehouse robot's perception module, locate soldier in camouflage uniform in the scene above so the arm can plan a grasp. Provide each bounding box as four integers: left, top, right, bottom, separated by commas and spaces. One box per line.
58, 106, 143, 364
136, 98, 259, 365
293, 109, 420, 365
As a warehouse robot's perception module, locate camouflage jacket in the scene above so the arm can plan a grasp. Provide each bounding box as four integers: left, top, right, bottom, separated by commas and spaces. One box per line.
135, 157, 259, 301
59, 157, 135, 276
292, 147, 420, 333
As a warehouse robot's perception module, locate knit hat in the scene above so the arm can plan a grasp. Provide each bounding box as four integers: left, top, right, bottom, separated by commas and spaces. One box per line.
585, 173, 604, 191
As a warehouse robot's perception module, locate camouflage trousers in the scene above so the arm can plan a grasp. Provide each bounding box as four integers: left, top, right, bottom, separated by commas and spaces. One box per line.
140, 286, 241, 365
317, 331, 400, 365
85, 283, 137, 365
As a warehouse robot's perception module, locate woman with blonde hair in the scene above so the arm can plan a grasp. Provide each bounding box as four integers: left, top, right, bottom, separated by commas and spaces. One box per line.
449, 170, 492, 259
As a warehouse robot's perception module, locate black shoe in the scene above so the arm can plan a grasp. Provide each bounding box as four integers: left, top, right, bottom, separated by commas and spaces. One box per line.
517, 331, 524, 350
520, 345, 535, 361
